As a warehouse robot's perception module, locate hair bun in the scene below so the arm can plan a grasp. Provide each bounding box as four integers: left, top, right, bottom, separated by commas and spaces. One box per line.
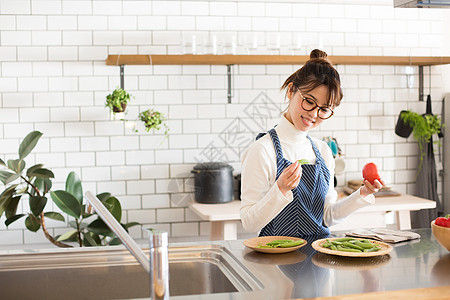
310, 49, 328, 60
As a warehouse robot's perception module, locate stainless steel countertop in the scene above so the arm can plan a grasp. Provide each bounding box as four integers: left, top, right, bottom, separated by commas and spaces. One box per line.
193, 228, 450, 300
0, 229, 448, 300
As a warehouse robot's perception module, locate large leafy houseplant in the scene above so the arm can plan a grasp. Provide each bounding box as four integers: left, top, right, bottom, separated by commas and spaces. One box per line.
0, 131, 139, 247
400, 110, 444, 174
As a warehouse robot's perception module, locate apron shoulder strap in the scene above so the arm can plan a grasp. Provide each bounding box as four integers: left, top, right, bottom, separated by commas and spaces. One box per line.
255, 132, 267, 140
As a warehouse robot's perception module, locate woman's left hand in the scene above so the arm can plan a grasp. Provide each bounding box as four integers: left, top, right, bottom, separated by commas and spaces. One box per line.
360, 179, 384, 198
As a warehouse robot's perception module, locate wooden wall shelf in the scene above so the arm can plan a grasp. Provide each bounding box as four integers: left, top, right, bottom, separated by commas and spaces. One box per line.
106, 54, 450, 66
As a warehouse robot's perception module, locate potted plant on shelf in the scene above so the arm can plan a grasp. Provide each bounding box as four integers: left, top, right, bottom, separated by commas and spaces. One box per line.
138, 109, 169, 136
105, 88, 131, 114
397, 110, 444, 174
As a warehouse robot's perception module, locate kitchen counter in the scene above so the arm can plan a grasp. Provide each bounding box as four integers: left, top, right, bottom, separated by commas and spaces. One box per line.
190, 194, 436, 240
1, 228, 448, 300
219, 228, 450, 300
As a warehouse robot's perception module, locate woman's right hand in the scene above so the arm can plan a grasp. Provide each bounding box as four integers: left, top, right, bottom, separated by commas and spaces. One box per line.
277, 161, 302, 196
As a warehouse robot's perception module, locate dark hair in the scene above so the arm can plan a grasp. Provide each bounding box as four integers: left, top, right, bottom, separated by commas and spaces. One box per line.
281, 49, 343, 108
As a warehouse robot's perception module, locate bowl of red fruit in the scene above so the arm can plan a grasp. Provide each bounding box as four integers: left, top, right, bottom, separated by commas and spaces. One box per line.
431, 214, 450, 251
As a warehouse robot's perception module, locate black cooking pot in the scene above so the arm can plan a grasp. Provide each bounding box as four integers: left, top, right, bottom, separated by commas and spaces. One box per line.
191, 162, 234, 204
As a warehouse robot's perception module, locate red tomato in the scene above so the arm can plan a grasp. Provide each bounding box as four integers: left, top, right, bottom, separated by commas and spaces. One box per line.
435, 216, 450, 228
362, 162, 381, 185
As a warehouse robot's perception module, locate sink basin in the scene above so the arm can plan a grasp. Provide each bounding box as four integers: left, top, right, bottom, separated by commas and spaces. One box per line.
0, 244, 262, 299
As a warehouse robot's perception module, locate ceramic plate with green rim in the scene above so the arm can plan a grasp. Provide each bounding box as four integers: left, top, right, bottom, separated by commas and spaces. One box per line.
243, 236, 307, 254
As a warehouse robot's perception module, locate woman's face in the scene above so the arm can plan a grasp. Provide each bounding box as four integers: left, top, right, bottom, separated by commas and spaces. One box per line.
285, 84, 331, 132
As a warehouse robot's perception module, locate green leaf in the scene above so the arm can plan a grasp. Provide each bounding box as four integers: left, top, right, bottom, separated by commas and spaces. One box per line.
68, 220, 77, 229
79, 222, 88, 230
0, 194, 13, 217
5, 196, 21, 219
83, 232, 101, 247
82, 232, 99, 247
87, 219, 113, 236
5, 214, 25, 227
44, 212, 65, 222
19, 131, 43, 160
124, 222, 141, 229
0, 158, 5, 166
65, 172, 83, 204
5, 173, 21, 185
29, 196, 47, 216
105, 197, 122, 222
28, 168, 54, 179
25, 214, 41, 232
0, 185, 18, 217
0, 184, 18, 200
0, 170, 16, 185
108, 238, 122, 246
26, 164, 44, 178
34, 178, 52, 195
7, 159, 26, 173
96, 192, 111, 202
56, 229, 77, 242
68, 220, 86, 230
50, 190, 82, 219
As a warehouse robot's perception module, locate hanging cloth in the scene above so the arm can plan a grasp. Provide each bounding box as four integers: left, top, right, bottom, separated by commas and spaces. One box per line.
410, 95, 441, 228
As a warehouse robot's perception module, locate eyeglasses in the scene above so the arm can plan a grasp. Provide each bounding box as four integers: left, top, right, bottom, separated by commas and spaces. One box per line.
298, 91, 334, 120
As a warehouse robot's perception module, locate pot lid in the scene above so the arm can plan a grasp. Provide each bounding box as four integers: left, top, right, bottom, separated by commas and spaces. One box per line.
193, 162, 234, 171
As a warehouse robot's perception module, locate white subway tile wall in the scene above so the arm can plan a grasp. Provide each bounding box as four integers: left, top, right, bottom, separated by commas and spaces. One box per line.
0, 0, 448, 245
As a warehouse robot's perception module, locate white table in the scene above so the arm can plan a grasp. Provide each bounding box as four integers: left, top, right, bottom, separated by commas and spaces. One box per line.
189, 200, 241, 241
189, 194, 437, 240
329, 194, 437, 231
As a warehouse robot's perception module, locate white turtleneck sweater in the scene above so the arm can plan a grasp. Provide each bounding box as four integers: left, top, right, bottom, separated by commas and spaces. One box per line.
240, 114, 375, 233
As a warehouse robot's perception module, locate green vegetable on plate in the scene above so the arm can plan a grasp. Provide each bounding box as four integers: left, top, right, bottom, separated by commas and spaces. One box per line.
257, 239, 304, 249
321, 238, 381, 253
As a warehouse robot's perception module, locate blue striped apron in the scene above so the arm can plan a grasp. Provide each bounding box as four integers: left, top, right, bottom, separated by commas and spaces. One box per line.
258, 128, 330, 238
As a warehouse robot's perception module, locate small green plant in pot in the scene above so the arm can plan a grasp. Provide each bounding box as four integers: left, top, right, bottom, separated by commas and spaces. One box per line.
399, 110, 444, 174
105, 88, 131, 113
138, 109, 169, 136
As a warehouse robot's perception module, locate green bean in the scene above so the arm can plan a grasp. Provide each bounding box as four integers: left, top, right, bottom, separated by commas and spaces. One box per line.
298, 159, 309, 165
355, 241, 375, 249
266, 239, 294, 245
342, 241, 364, 251
336, 246, 362, 252
279, 240, 304, 248
331, 241, 343, 245
333, 237, 355, 242
320, 237, 382, 253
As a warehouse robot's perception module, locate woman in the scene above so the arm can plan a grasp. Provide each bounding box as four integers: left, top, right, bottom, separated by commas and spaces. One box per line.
240, 49, 383, 238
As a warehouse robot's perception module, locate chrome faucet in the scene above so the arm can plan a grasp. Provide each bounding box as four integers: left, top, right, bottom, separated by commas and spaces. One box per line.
146, 229, 170, 300
84, 191, 170, 299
